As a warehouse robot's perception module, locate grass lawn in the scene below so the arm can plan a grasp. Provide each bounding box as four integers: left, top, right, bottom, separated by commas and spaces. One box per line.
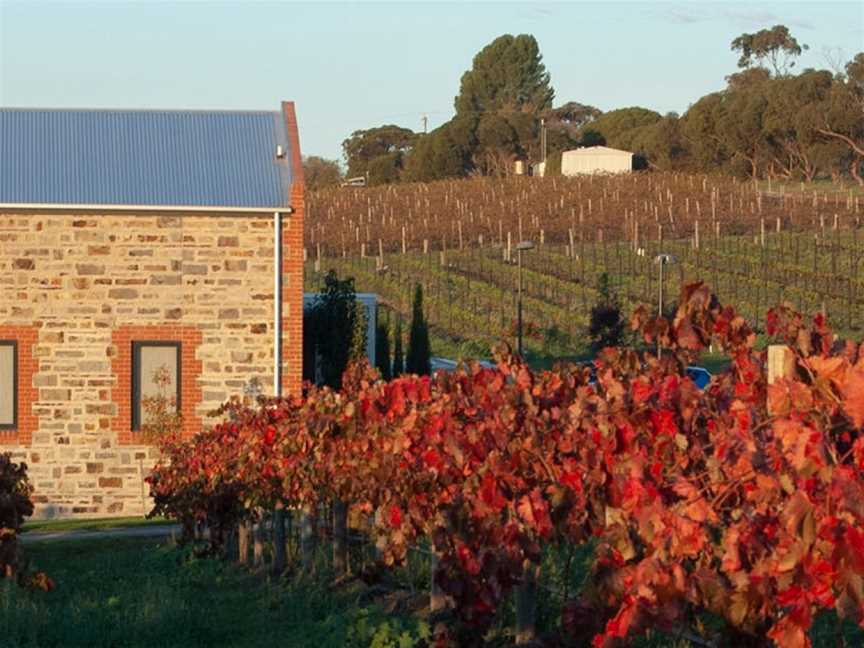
22, 516, 172, 535
4, 535, 863, 647
2, 537, 427, 648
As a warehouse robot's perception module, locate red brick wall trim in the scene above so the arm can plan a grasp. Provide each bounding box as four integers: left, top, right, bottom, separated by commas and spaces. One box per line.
281, 100, 305, 397
0, 325, 39, 446
281, 101, 305, 188
111, 326, 202, 445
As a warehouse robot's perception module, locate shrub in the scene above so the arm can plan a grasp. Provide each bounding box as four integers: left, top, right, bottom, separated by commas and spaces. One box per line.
0, 453, 33, 581
588, 273, 625, 352
0, 453, 52, 591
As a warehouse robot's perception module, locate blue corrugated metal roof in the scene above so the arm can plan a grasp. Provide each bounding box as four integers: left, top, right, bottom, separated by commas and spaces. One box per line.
0, 108, 293, 208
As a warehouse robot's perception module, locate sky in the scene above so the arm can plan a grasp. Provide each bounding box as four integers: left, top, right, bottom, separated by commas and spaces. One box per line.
1, 1, 862, 163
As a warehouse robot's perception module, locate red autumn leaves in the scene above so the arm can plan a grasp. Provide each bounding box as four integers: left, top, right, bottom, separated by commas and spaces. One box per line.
147, 283, 864, 647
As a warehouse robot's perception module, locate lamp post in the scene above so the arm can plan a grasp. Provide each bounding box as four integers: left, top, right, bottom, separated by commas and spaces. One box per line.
654, 253, 674, 356
516, 241, 535, 357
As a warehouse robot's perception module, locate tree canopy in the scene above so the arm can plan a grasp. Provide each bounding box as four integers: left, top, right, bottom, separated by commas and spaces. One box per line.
342, 125, 418, 185
336, 27, 862, 186
731, 24, 808, 76
303, 156, 342, 191
454, 34, 554, 116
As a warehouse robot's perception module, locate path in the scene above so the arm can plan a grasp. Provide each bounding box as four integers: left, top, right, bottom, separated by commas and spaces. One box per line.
20, 524, 181, 543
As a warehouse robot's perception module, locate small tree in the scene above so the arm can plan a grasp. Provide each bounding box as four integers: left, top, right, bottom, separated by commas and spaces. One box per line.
308, 270, 364, 389
588, 273, 625, 353
406, 284, 432, 375
375, 309, 392, 381
392, 317, 405, 377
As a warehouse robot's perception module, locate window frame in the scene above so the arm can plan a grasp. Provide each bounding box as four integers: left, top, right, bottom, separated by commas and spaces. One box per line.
131, 340, 182, 432
0, 340, 17, 431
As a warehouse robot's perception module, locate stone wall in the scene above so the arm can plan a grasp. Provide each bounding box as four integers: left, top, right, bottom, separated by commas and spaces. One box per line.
0, 209, 303, 518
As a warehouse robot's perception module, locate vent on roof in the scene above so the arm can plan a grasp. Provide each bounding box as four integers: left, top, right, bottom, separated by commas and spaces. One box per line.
276, 144, 285, 159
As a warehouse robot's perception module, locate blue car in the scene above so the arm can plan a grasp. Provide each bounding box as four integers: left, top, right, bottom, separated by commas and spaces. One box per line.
686, 366, 712, 389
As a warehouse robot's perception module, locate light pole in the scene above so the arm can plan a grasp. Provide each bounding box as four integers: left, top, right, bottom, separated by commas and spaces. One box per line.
654, 253, 674, 356
516, 241, 535, 357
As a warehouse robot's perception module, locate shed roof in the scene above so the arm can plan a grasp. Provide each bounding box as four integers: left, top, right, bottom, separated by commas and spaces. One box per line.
565, 146, 633, 157
0, 105, 298, 210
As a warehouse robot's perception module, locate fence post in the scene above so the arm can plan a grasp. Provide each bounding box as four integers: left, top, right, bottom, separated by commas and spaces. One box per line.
767, 345, 795, 385
237, 521, 250, 566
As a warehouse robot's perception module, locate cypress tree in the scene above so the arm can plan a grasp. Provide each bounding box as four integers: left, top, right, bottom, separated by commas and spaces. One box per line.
392, 317, 404, 377
406, 284, 432, 375
374, 309, 392, 381
310, 270, 359, 389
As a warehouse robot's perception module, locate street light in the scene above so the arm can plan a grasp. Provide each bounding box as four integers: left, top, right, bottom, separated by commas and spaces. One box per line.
654, 253, 675, 356
516, 241, 535, 357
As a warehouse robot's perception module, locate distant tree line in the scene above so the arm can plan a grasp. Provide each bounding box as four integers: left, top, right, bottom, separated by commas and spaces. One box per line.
309, 27, 862, 188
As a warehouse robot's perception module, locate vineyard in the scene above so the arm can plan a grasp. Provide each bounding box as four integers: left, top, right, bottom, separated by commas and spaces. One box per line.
305, 174, 864, 361
147, 286, 864, 647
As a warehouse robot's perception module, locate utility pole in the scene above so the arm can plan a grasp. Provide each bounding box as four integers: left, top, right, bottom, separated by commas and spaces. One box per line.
540, 118, 547, 164
422, 115, 428, 134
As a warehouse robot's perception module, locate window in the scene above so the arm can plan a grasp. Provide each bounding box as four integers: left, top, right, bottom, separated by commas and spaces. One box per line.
131, 341, 181, 431
0, 341, 16, 430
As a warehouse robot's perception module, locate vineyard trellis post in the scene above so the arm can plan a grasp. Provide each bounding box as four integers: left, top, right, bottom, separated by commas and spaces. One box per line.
516, 241, 535, 357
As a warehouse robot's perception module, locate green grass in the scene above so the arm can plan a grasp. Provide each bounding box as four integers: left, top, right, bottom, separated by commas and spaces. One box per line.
4, 535, 863, 647
2, 537, 428, 648
22, 516, 172, 535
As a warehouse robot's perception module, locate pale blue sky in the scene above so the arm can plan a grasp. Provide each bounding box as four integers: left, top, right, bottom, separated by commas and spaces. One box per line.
1, 1, 862, 162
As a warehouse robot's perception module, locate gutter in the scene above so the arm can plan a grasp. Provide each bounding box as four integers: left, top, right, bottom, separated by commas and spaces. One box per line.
0, 203, 294, 215
273, 211, 282, 398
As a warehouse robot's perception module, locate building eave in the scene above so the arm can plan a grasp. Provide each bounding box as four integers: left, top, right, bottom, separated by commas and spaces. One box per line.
0, 203, 295, 215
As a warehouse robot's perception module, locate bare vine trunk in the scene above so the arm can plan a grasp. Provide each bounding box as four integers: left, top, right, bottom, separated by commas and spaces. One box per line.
300, 506, 317, 571
515, 560, 541, 644
253, 517, 265, 568
332, 499, 348, 575
272, 507, 286, 575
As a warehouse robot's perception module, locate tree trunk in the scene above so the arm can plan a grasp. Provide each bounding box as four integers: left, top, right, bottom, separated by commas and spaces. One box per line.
272, 507, 286, 575
332, 499, 348, 576
515, 560, 541, 644
851, 155, 864, 187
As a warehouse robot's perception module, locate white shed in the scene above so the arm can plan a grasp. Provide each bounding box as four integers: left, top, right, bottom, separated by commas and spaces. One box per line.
561, 146, 633, 176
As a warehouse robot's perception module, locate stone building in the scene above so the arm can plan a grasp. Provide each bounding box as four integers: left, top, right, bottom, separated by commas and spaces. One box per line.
0, 103, 304, 518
